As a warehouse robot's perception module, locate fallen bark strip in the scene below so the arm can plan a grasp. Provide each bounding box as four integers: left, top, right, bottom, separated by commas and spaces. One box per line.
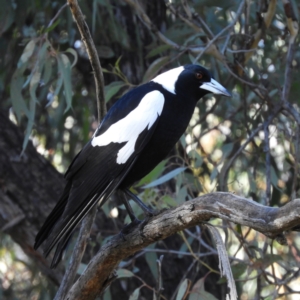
66, 192, 300, 300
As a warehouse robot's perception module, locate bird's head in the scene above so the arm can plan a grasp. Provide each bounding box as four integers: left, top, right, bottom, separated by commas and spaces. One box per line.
152, 64, 231, 100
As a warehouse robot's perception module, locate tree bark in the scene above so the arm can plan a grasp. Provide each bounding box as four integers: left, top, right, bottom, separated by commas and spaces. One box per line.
0, 110, 65, 284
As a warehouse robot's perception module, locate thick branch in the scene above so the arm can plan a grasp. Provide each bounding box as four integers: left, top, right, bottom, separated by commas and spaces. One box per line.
66, 192, 300, 300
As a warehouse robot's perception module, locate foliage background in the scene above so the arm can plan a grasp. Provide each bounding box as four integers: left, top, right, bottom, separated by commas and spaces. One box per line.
0, 0, 300, 299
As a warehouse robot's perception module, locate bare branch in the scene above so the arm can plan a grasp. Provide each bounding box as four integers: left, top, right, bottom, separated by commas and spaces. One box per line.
67, 0, 106, 121
264, 122, 271, 205
66, 192, 300, 299
281, 0, 299, 103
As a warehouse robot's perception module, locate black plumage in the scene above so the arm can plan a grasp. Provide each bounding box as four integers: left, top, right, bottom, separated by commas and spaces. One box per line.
34, 64, 231, 267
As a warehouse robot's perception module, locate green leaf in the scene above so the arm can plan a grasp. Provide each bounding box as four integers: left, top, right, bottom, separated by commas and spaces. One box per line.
18, 39, 36, 68
10, 68, 30, 122
210, 167, 218, 182
188, 150, 203, 168
159, 195, 178, 208
143, 167, 187, 189
218, 262, 248, 283
142, 56, 170, 83
176, 279, 190, 300
44, 19, 60, 33
116, 269, 134, 278
53, 72, 64, 98
222, 143, 234, 158
129, 287, 141, 300
146, 45, 172, 58
57, 53, 73, 112
145, 250, 158, 280
22, 72, 39, 153
104, 81, 126, 103
65, 48, 78, 68
188, 278, 218, 300
176, 186, 190, 205
96, 45, 115, 58
43, 57, 53, 85
136, 160, 167, 187
0, 0, 15, 35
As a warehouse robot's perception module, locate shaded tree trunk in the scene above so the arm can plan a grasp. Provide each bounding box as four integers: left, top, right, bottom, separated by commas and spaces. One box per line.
0, 110, 65, 284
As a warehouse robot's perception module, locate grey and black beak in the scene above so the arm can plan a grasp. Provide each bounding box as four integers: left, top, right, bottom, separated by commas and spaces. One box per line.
200, 78, 231, 97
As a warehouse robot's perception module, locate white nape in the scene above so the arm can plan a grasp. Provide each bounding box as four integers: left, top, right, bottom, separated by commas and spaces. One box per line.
152, 66, 184, 95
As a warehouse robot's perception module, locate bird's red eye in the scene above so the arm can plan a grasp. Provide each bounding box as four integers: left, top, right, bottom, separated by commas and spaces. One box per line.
195, 73, 203, 80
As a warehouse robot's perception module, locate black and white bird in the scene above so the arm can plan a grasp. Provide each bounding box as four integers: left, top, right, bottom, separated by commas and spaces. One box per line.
34, 64, 231, 267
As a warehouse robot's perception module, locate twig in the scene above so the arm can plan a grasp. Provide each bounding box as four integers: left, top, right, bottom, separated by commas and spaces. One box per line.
156, 255, 164, 300
47, 3, 68, 29
281, 0, 299, 104
292, 129, 300, 199
67, 0, 106, 121
264, 121, 271, 205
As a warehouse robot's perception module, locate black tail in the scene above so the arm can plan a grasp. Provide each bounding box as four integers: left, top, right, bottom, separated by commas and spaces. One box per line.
34, 181, 72, 250
43, 179, 119, 268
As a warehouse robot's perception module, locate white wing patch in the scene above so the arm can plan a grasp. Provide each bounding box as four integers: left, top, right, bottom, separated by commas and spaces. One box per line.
91, 90, 165, 164
152, 66, 184, 94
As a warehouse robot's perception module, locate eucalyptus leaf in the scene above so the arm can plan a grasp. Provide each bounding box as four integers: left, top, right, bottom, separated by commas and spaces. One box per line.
10, 68, 30, 121
18, 39, 36, 68
57, 53, 73, 112
143, 167, 187, 189
116, 269, 134, 278
176, 279, 190, 300
129, 287, 141, 300
188, 278, 218, 300
142, 56, 170, 83
65, 48, 78, 68
104, 81, 126, 103
146, 45, 172, 58
145, 245, 158, 280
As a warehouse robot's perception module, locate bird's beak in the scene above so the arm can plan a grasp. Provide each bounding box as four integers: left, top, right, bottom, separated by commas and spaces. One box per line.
200, 78, 231, 97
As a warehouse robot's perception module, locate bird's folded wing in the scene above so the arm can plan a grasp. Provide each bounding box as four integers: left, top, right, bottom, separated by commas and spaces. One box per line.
35, 89, 166, 266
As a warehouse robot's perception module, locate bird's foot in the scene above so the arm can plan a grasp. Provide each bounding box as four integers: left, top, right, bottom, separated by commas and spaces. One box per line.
143, 206, 157, 217
119, 218, 142, 240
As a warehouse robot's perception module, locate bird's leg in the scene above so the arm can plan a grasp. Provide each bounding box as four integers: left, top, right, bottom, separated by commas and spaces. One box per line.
120, 192, 140, 223
123, 188, 156, 217
118, 191, 141, 238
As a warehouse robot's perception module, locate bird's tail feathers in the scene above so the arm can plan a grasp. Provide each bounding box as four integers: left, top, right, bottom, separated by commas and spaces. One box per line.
34, 181, 72, 250
45, 180, 119, 268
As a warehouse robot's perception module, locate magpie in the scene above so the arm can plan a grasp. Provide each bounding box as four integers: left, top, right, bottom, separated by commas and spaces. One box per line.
34, 64, 231, 267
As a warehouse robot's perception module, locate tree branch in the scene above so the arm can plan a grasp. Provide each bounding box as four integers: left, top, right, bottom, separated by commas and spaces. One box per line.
66, 192, 300, 300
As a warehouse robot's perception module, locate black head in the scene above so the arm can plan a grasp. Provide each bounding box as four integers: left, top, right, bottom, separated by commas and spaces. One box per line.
152, 64, 231, 100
